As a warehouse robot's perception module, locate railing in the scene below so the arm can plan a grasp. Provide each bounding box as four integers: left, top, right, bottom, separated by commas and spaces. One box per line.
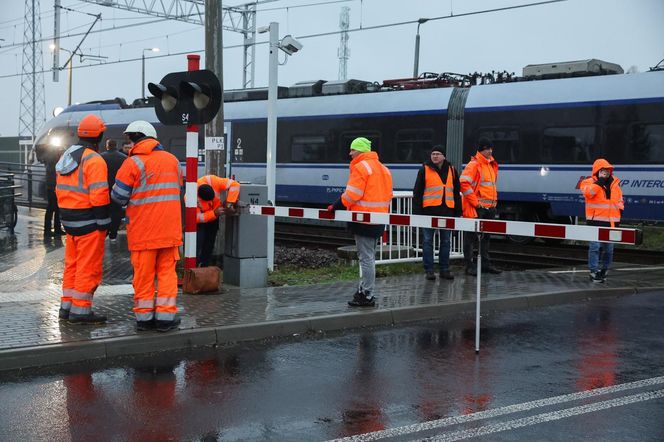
376, 191, 464, 265
0, 173, 20, 232
0, 161, 47, 208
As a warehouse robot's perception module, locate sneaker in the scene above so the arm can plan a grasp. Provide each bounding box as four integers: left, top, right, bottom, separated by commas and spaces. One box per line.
589, 272, 604, 283
58, 308, 70, 320
348, 295, 376, 307
465, 267, 477, 276
156, 317, 181, 332
425, 271, 436, 281
136, 319, 156, 331
68, 312, 107, 325
597, 269, 608, 281
484, 266, 502, 274
440, 270, 454, 280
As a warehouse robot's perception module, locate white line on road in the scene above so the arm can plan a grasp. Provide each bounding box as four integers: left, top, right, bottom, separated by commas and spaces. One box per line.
328, 375, 664, 442
425, 388, 664, 442
548, 266, 664, 274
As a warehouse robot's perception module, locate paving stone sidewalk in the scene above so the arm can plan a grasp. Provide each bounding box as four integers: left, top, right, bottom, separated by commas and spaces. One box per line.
1, 207, 662, 371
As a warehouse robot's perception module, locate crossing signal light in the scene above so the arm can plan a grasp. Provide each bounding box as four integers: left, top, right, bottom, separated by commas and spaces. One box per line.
148, 69, 221, 125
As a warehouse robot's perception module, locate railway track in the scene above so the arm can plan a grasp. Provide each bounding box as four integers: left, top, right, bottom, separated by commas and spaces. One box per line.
276, 222, 664, 268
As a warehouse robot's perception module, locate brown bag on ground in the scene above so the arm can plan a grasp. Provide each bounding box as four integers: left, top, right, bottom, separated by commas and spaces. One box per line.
182, 266, 221, 294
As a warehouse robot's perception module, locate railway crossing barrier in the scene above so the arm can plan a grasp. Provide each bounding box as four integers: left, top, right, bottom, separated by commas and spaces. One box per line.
245, 203, 642, 352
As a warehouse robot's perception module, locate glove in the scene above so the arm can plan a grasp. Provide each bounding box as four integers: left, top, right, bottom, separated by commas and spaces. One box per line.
326, 204, 335, 212
224, 203, 237, 216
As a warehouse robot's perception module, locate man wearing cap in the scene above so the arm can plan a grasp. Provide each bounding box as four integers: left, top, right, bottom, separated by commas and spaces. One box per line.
413, 145, 462, 280
329, 137, 393, 307
460, 137, 501, 276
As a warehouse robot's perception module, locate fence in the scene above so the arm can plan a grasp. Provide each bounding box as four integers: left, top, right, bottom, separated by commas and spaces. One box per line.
376, 191, 463, 264
0, 161, 47, 208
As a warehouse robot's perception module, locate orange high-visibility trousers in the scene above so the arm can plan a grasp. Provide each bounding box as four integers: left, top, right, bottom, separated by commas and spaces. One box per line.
61, 230, 105, 315
130, 246, 179, 322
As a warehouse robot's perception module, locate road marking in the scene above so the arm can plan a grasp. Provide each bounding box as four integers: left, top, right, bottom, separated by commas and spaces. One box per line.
548, 266, 664, 274
328, 375, 664, 442
426, 389, 664, 442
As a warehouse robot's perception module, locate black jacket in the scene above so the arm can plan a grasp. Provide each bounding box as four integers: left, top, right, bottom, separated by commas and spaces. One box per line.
412, 159, 462, 217
100, 149, 127, 187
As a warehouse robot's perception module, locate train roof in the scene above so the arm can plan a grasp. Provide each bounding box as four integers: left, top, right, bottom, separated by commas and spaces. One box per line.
51, 70, 664, 127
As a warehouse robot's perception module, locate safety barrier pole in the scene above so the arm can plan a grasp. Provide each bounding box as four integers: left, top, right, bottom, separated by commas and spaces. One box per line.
247, 204, 642, 352
183, 54, 200, 270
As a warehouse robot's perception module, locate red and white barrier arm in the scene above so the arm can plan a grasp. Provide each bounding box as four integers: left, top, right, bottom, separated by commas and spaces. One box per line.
247, 205, 643, 246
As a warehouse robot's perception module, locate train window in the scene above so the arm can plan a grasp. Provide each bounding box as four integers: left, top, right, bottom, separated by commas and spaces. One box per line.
478, 128, 520, 163
291, 135, 327, 163
395, 129, 434, 163
628, 123, 664, 163
542, 126, 596, 164
168, 137, 186, 162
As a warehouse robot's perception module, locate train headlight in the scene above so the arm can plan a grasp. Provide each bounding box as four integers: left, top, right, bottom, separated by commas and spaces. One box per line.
540, 167, 550, 177
50, 136, 63, 148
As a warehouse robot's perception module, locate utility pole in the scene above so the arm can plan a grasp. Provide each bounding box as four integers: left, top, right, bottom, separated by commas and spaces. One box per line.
338, 6, 350, 80
205, 0, 226, 265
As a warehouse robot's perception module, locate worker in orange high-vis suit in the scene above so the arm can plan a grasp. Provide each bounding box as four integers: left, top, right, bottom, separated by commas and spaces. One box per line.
460, 137, 502, 276
196, 175, 240, 267
55, 114, 111, 324
328, 137, 393, 307
110, 121, 183, 332
580, 158, 624, 283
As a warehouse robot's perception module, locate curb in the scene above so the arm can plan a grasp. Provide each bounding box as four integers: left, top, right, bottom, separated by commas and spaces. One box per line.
0, 286, 659, 372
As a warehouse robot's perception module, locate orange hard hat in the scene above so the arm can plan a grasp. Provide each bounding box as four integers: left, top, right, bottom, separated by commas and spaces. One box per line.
77, 114, 106, 138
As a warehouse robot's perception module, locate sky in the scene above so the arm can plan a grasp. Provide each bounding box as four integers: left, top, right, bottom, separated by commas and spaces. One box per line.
0, 0, 662, 138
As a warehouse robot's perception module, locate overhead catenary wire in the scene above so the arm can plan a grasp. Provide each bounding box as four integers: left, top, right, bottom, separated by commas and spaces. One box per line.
0, 0, 568, 79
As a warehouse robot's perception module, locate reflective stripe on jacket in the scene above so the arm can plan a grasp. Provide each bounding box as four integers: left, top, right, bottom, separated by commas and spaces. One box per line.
196, 175, 241, 223
56, 146, 110, 236
459, 153, 499, 218
111, 138, 183, 251
423, 165, 455, 209
580, 158, 624, 228
340, 151, 393, 215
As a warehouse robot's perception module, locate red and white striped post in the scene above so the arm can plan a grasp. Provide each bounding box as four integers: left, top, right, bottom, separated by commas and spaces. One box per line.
184, 54, 200, 269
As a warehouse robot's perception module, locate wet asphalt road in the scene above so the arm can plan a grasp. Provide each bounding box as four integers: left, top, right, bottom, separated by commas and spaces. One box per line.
1, 291, 663, 441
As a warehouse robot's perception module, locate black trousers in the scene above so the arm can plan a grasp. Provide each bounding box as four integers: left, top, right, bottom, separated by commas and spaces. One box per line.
44, 188, 61, 233
108, 202, 124, 239
463, 207, 497, 269
197, 219, 219, 267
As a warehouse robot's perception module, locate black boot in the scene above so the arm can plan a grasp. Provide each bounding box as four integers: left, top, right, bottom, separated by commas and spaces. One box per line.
348, 292, 376, 307
68, 312, 107, 325
136, 319, 156, 331
440, 270, 454, 280
156, 317, 181, 332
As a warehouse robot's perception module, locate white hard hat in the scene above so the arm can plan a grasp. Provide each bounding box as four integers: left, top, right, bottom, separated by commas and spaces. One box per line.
124, 120, 157, 139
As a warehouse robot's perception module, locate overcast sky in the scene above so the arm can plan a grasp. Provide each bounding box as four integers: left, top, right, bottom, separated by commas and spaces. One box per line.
0, 0, 662, 137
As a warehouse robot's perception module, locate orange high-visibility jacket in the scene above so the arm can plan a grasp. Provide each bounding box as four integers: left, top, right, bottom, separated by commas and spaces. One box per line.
459, 153, 499, 218
55, 145, 110, 236
340, 151, 393, 213
423, 165, 455, 209
196, 175, 241, 223
580, 158, 624, 227
111, 138, 183, 251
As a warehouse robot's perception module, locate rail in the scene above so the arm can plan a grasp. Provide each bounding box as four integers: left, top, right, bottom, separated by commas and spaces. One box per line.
0, 161, 47, 207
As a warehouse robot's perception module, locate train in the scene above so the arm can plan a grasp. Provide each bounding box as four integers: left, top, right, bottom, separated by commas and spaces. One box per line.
34, 59, 664, 225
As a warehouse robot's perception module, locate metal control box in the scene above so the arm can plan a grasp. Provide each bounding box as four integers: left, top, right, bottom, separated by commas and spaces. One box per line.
224, 184, 268, 287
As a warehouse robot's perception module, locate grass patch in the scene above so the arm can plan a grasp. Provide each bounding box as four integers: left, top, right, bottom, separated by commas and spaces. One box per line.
269, 261, 423, 286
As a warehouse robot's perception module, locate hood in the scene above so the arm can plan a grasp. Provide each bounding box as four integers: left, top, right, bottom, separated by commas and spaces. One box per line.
55, 145, 85, 176
350, 151, 379, 166
592, 158, 614, 176
129, 138, 162, 156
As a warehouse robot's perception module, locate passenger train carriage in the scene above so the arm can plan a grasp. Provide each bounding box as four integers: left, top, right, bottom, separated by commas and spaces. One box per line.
34, 63, 664, 223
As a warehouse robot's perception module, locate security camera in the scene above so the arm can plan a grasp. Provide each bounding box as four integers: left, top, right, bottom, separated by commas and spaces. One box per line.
279, 35, 303, 55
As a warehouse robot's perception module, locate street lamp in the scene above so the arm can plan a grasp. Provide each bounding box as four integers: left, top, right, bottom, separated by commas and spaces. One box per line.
142, 47, 160, 98
258, 22, 303, 271
413, 18, 430, 78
